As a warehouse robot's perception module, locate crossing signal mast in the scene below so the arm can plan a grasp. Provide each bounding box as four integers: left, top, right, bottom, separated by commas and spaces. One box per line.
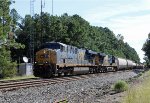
30, 0, 35, 64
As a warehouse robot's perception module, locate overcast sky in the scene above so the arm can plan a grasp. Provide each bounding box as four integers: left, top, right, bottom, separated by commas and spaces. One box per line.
11, 0, 150, 62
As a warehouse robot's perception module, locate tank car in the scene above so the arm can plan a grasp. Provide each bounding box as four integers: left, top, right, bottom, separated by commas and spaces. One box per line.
133, 62, 136, 69
115, 58, 134, 70
126, 59, 134, 69
135, 63, 144, 69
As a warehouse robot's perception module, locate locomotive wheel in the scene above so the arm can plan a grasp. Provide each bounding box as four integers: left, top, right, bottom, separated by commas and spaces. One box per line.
95, 67, 99, 73
64, 72, 69, 76
44, 69, 52, 78
102, 67, 106, 73
89, 68, 92, 73
33, 68, 40, 77
70, 69, 74, 75
105, 69, 108, 73
33, 65, 42, 77
58, 73, 62, 77
100, 67, 104, 73
42, 66, 53, 78
114, 67, 118, 72
104, 67, 108, 73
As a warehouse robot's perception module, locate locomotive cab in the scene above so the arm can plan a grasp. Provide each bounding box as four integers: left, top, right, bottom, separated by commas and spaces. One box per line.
34, 42, 66, 78
35, 42, 62, 65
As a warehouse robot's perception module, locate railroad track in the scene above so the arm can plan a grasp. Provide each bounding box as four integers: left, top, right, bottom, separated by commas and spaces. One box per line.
0, 70, 140, 92
0, 75, 94, 91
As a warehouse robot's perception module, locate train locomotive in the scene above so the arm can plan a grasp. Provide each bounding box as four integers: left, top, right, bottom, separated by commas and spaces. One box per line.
33, 42, 142, 78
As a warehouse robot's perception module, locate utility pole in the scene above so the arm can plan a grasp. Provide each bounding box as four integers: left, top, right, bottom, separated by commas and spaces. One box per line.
30, 0, 35, 17
40, 0, 45, 45
52, 0, 53, 15
40, 0, 43, 45
30, 0, 35, 64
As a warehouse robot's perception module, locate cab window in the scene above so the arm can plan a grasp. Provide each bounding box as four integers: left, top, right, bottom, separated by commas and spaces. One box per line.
75, 48, 78, 54
60, 46, 63, 52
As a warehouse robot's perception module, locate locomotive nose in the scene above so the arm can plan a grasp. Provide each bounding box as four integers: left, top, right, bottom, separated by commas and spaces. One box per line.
36, 49, 57, 65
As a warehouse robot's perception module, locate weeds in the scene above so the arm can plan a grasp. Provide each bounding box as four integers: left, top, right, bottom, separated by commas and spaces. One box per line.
123, 70, 150, 103
113, 80, 128, 92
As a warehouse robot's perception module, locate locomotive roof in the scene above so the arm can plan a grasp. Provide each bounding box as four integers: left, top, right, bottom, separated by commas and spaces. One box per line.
86, 50, 97, 55
98, 53, 106, 57
86, 50, 106, 56
57, 42, 67, 47
45, 42, 67, 47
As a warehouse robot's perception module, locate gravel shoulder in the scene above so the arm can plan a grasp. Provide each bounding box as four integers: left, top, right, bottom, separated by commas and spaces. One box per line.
0, 70, 139, 103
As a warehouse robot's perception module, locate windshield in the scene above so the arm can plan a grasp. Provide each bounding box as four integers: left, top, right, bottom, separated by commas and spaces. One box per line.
40, 43, 60, 50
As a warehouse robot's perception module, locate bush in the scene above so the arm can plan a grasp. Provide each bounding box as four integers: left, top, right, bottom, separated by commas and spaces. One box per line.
2, 61, 17, 78
138, 72, 143, 77
0, 47, 17, 78
113, 80, 128, 92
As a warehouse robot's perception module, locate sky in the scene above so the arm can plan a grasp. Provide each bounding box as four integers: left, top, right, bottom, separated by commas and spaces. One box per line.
10, 0, 150, 62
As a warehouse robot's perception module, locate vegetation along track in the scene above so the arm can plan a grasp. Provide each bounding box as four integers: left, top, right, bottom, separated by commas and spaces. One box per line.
0, 70, 138, 92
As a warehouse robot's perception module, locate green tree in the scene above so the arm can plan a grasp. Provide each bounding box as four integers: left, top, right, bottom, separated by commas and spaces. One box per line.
143, 56, 150, 66
142, 33, 150, 65
0, 0, 21, 78
0, 46, 17, 77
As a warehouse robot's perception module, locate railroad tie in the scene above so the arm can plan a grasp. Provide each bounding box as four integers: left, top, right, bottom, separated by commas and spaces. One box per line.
54, 99, 68, 103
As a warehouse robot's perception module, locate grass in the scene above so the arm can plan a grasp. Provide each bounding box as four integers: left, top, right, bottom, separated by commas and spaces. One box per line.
123, 70, 150, 103
113, 80, 128, 92
0, 75, 37, 81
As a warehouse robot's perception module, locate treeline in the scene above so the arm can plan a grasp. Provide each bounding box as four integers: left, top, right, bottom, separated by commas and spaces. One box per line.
14, 13, 140, 63
142, 33, 150, 66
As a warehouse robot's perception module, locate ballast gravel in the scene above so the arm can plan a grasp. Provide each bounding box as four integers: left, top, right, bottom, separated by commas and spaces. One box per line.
0, 71, 137, 103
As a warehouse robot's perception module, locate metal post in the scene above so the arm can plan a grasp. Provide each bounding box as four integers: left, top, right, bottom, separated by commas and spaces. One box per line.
30, 0, 35, 64
2, 14, 4, 35
40, 0, 43, 45
2, 2, 4, 35
52, 0, 53, 15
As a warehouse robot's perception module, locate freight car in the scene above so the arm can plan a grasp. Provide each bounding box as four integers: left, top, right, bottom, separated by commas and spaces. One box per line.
33, 42, 138, 78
